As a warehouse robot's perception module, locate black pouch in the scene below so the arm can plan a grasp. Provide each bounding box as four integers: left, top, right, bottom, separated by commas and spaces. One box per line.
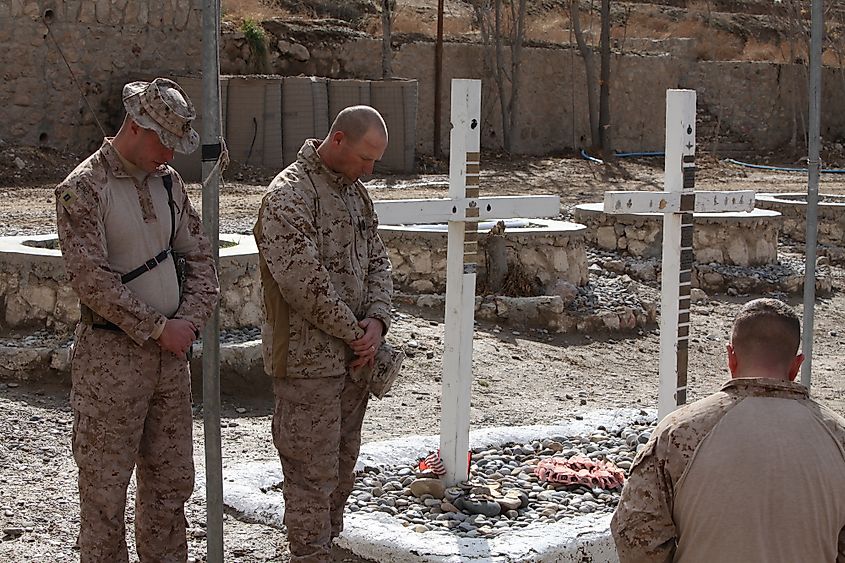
174, 253, 188, 294
163, 174, 186, 297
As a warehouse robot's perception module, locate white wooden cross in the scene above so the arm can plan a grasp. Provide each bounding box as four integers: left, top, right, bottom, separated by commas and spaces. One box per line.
373, 79, 560, 485
603, 89, 755, 419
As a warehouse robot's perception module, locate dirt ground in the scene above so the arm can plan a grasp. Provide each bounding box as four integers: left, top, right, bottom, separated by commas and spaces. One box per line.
1, 150, 844, 561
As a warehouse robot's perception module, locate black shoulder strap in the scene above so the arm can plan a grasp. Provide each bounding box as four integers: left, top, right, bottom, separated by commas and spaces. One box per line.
162, 174, 176, 248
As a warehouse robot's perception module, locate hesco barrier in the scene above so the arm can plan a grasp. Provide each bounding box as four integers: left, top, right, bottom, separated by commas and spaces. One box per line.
281, 76, 329, 168
169, 76, 418, 181
169, 76, 230, 181
371, 79, 418, 175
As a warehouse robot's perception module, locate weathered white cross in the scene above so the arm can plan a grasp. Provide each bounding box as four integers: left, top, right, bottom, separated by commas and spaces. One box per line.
603, 89, 755, 419
373, 79, 561, 485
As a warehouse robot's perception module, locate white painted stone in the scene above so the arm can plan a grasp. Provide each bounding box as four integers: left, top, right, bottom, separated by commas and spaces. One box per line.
410, 250, 433, 274
695, 246, 723, 264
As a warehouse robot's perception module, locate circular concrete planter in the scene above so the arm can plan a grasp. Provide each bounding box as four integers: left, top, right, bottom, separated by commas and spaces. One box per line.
756, 192, 845, 245
572, 203, 782, 266
379, 219, 589, 294
0, 233, 259, 335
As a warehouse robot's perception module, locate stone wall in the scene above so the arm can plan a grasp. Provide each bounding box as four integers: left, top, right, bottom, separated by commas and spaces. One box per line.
0, 246, 76, 335
1, 0, 201, 153
0, 229, 589, 335
5, 5, 845, 161
379, 221, 589, 295
572, 204, 782, 267
220, 28, 845, 156
756, 193, 845, 245
692, 62, 845, 152
0, 234, 259, 336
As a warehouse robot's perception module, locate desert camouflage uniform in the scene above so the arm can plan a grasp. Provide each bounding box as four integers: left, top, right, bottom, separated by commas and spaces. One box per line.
254, 140, 392, 562
611, 378, 845, 563
56, 139, 219, 563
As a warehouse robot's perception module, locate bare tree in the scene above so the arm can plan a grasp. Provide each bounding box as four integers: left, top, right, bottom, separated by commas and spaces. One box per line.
571, 0, 600, 148
774, 0, 813, 152
381, 0, 396, 79
599, 0, 612, 153
472, 0, 528, 153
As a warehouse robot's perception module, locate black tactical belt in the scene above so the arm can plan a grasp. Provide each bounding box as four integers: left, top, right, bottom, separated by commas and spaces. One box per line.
92, 321, 122, 332
121, 248, 171, 284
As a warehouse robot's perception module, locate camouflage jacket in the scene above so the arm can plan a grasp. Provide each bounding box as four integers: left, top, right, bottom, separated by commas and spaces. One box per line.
56, 139, 219, 346
611, 377, 845, 563
254, 140, 393, 379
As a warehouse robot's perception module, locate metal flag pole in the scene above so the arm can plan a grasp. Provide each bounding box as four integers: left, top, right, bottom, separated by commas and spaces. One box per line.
801, 0, 823, 389
201, 0, 224, 560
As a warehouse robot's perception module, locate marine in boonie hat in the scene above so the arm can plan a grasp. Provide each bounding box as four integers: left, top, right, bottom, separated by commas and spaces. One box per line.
122, 78, 200, 155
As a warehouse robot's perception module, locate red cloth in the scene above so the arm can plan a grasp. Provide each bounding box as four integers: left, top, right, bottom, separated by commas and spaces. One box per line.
534, 455, 626, 489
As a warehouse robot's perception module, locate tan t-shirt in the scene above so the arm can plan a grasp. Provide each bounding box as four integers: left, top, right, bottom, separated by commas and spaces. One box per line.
612, 378, 845, 563
56, 139, 218, 346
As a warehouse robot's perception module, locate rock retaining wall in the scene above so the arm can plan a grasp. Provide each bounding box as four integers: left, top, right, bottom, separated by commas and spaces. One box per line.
756, 193, 845, 245
219, 28, 845, 156
0, 228, 591, 335
0, 234, 260, 336
572, 204, 782, 267
2, 0, 201, 153
5, 4, 845, 159
379, 220, 589, 295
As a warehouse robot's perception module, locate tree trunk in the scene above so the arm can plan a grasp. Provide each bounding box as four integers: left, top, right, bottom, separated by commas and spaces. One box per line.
599, 0, 612, 154
471, 0, 528, 154
571, 0, 600, 149
494, 0, 511, 151
381, 0, 394, 79
474, 2, 501, 150
485, 221, 508, 293
508, 0, 528, 150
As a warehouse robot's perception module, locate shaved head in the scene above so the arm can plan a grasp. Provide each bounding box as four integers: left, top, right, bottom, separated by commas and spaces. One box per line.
317, 105, 389, 182
731, 298, 801, 372
328, 105, 387, 143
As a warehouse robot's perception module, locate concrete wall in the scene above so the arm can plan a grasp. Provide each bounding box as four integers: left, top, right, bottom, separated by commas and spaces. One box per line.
1, 0, 201, 154
4, 4, 845, 158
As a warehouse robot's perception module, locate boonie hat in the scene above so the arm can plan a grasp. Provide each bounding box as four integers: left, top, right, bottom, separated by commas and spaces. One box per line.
122, 78, 199, 154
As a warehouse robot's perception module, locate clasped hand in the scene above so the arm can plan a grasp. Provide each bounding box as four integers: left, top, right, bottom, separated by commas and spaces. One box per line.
157, 318, 198, 360
349, 317, 384, 370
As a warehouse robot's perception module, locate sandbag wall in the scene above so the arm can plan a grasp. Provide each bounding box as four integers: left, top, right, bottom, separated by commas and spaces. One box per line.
169, 76, 230, 182
173, 76, 417, 181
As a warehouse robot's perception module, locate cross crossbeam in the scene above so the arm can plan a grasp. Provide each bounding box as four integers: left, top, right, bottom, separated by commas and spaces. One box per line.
603, 190, 754, 215
374, 195, 561, 225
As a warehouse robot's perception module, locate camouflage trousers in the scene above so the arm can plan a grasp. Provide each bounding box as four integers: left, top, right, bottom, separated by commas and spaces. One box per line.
70, 324, 194, 563
272, 374, 370, 563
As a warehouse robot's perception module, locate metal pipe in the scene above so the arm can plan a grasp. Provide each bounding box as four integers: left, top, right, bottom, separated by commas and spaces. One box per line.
801, 0, 823, 389
433, 0, 444, 158
201, 0, 224, 560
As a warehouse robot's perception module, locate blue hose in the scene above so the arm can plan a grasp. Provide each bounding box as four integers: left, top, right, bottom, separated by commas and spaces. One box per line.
580, 149, 665, 163
725, 158, 845, 174
580, 149, 604, 164
614, 150, 665, 158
